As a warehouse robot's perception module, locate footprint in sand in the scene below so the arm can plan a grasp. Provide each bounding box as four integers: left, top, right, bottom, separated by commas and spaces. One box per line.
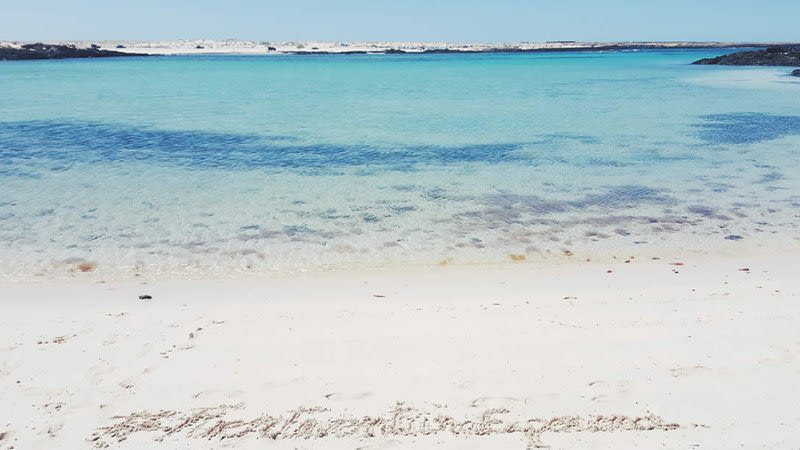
356, 440, 403, 450
36, 335, 75, 345
41, 402, 64, 413
587, 380, 630, 399
324, 391, 374, 401
669, 366, 708, 377
46, 423, 63, 438
470, 396, 522, 409
0, 430, 13, 447
192, 389, 246, 401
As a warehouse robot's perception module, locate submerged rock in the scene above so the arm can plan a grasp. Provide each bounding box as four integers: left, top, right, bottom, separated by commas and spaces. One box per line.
77, 261, 97, 272
0, 43, 146, 61
692, 46, 800, 67
792, 69, 800, 77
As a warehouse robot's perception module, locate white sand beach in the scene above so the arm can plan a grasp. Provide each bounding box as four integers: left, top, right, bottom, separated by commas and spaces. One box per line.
2, 252, 798, 449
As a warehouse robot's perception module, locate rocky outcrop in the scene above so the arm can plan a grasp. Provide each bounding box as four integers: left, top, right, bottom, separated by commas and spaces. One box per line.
0, 43, 146, 61
692, 46, 800, 66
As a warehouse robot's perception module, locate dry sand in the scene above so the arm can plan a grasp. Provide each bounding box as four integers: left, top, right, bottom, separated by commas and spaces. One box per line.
1, 253, 799, 449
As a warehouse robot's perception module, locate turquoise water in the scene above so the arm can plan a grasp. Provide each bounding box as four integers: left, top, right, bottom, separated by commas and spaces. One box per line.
1, 50, 799, 278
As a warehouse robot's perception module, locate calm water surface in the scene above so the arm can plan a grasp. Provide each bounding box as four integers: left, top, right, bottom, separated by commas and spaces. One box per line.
1, 50, 799, 279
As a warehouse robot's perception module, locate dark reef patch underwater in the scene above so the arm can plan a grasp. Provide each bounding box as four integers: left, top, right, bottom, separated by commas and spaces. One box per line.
5, 114, 798, 176
695, 113, 800, 145
0, 120, 535, 173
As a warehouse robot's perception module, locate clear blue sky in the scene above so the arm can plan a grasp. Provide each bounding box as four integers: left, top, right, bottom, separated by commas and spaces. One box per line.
2, 0, 798, 42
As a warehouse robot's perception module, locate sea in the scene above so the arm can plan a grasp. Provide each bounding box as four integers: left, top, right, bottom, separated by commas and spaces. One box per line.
1, 49, 799, 279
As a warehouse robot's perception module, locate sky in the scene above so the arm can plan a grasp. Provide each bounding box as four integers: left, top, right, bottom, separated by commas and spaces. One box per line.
1, 0, 798, 42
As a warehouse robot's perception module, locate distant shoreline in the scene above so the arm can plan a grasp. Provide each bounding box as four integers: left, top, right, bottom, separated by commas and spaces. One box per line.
3, 40, 797, 59
282, 43, 778, 55
290, 44, 766, 55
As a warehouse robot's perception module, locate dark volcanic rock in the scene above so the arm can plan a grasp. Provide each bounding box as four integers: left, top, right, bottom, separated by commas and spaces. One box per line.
0, 43, 146, 61
693, 46, 800, 66
792, 69, 800, 77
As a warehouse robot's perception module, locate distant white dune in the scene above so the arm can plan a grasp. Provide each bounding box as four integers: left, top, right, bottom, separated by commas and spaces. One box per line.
2, 39, 794, 56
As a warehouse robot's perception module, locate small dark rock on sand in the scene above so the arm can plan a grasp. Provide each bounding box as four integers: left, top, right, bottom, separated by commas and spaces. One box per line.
724, 234, 744, 241
138, 295, 152, 300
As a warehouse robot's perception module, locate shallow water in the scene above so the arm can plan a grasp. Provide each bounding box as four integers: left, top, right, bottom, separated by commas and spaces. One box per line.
1, 50, 799, 278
